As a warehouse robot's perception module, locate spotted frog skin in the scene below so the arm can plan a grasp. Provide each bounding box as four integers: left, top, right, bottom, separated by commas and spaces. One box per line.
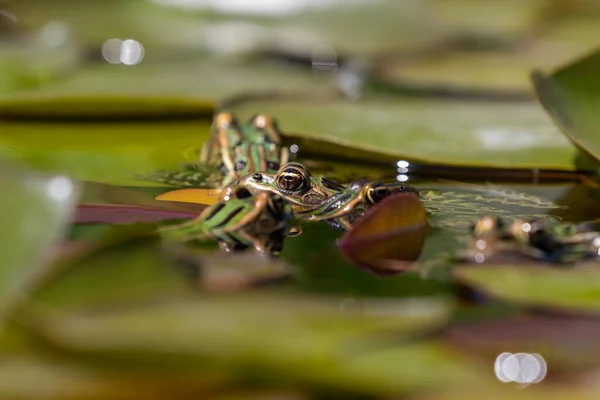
467, 216, 600, 263
159, 185, 292, 256
201, 113, 289, 187
304, 179, 420, 230
237, 162, 346, 213
138, 113, 289, 189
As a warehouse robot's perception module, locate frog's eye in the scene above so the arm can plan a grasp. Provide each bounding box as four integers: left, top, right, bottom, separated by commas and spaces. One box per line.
367, 183, 390, 204
235, 187, 253, 199
252, 173, 264, 182
276, 168, 306, 192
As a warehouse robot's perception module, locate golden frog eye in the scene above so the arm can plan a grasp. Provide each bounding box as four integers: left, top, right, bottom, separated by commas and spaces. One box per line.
366, 183, 390, 204
276, 167, 307, 192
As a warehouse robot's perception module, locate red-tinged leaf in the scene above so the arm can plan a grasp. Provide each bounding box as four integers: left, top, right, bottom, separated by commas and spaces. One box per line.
75, 204, 200, 225
339, 193, 429, 276
444, 314, 600, 374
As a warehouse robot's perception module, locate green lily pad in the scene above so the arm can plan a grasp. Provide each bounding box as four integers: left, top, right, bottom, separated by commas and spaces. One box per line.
3, 57, 337, 106
0, 120, 211, 186
17, 295, 491, 396
0, 159, 79, 320
533, 48, 600, 166
0, 355, 232, 400
425, 0, 548, 38
374, 40, 591, 97
230, 98, 579, 171
453, 263, 600, 314
33, 231, 191, 311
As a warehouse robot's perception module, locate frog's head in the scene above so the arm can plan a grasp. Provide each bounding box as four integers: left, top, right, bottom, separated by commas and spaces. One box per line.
238, 163, 327, 208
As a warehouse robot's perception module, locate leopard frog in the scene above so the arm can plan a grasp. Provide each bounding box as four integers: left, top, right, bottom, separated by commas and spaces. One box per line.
304, 179, 420, 230
237, 162, 346, 212
159, 185, 292, 256
201, 112, 289, 187
138, 113, 288, 189
467, 216, 600, 263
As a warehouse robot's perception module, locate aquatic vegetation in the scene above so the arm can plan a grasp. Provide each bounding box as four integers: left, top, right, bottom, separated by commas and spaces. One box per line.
6, 4, 600, 398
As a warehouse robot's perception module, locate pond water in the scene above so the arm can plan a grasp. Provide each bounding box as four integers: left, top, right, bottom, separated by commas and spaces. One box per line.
91, 159, 599, 301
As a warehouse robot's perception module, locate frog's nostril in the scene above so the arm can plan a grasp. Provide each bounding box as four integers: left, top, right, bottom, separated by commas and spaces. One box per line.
252, 173, 263, 181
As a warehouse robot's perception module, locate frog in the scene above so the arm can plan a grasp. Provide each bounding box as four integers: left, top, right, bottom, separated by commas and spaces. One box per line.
159, 185, 292, 256
466, 216, 600, 264
137, 112, 289, 189
302, 179, 420, 230
201, 113, 289, 186
237, 162, 346, 213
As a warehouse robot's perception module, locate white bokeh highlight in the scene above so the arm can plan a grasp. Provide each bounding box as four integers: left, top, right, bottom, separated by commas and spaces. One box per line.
102, 38, 145, 66
495, 352, 547, 384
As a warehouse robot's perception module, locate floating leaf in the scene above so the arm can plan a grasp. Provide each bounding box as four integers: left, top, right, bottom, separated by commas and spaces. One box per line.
75, 204, 198, 225
230, 98, 579, 171
32, 233, 190, 311
453, 263, 600, 314
0, 355, 231, 400
0, 159, 79, 320
0, 95, 215, 121
0, 120, 212, 186
16, 295, 487, 396
445, 314, 600, 374
340, 193, 429, 276
533, 48, 600, 167
155, 188, 222, 206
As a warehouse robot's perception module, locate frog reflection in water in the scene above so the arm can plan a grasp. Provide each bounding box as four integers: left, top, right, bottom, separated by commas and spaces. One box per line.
159, 185, 292, 256
238, 162, 346, 212
466, 216, 600, 263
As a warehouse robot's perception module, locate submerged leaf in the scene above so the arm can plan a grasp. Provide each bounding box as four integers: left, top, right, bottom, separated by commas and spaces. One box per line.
453, 262, 600, 314
340, 193, 429, 276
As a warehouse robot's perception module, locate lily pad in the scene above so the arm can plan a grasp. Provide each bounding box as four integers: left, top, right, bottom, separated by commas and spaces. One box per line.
3, 57, 338, 107
533, 48, 600, 166
453, 263, 600, 314
445, 314, 600, 374
340, 193, 429, 275
230, 98, 579, 171
16, 295, 491, 396
0, 159, 79, 319
374, 40, 591, 97
0, 355, 232, 400
0, 120, 212, 186
32, 232, 191, 311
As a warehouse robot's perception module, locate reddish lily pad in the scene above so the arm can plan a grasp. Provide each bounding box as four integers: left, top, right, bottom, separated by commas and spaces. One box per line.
340, 193, 429, 276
